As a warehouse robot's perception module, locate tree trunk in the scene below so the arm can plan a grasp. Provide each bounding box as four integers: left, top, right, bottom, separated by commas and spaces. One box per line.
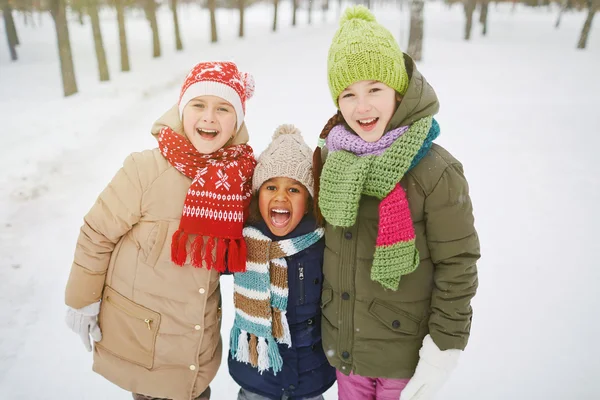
308, 0, 313, 24
323, 0, 329, 22
407, 0, 424, 61
239, 0, 245, 37
464, 0, 476, 40
209, 0, 218, 43
273, 0, 279, 31
1, 0, 18, 61
170, 0, 183, 50
88, 0, 110, 81
577, 0, 597, 49
555, 0, 567, 28
49, 0, 78, 96
3, 0, 19, 46
292, 0, 297, 26
479, 0, 489, 36
143, 0, 161, 57
115, 0, 130, 71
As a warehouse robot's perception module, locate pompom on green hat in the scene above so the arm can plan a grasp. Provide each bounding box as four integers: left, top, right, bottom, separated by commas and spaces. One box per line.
327, 5, 409, 107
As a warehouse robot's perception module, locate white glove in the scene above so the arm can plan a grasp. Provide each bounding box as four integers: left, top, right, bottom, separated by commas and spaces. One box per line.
400, 334, 461, 400
65, 301, 102, 352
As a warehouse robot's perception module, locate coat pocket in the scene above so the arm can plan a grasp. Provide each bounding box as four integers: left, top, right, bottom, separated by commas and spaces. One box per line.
145, 221, 169, 267
97, 286, 161, 369
368, 299, 421, 336
320, 288, 337, 328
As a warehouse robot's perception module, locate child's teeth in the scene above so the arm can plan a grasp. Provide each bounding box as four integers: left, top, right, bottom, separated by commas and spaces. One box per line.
272, 209, 289, 214
359, 118, 376, 124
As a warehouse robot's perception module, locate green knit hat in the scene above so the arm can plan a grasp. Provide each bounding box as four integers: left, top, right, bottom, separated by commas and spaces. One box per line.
328, 5, 409, 107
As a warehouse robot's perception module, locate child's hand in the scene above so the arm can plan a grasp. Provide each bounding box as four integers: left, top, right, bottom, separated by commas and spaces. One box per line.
399, 335, 461, 400
65, 301, 102, 352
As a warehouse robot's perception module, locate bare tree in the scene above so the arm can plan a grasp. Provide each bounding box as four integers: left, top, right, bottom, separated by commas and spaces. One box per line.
555, 0, 568, 28
323, 0, 329, 22
464, 0, 476, 40
407, 0, 424, 61
5, 0, 19, 45
115, 0, 130, 71
170, 0, 183, 50
143, 0, 161, 57
49, 0, 78, 96
292, 0, 298, 26
87, 0, 110, 81
273, 0, 279, 31
239, 0, 245, 37
209, 0, 218, 42
308, 0, 313, 24
1, 0, 18, 61
19, 0, 35, 28
577, 0, 597, 49
479, 0, 489, 36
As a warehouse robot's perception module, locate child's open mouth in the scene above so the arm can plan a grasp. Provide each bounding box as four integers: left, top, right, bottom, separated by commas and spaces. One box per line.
357, 117, 379, 131
196, 128, 219, 140
270, 208, 291, 228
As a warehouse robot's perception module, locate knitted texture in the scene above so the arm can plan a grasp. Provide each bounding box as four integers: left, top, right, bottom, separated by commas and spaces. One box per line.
230, 226, 325, 374
328, 5, 409, 107
178, 61, 255, 131
319, 117, 439, 289
158, 127, 256, 272
252, 124, 315, 197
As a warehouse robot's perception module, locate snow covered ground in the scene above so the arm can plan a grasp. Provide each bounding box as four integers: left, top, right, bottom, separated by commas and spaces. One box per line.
1, 1, 599, 399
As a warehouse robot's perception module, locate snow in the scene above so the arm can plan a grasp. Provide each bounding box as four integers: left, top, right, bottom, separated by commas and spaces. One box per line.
1, 1, 599, 399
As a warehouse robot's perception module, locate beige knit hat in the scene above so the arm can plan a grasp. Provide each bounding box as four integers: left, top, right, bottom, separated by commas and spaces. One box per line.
252, 124, 314, 197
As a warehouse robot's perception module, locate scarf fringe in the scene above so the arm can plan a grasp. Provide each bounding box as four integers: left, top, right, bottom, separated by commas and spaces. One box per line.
249, 334, 259, 367
235, 329, 250, 363
229, 326, 240, 358
204, 236, 215, 270
272, 309, 283, 339
171, 229, 189, 266
272, 309, 291, 348
190, 235, 205, 268
226, 238, 247, 273
279, 310, 292, 348
266, 336, 283, 375
216, 238, 227, 272
257, 337, 270, 374
171, 234, 247, 272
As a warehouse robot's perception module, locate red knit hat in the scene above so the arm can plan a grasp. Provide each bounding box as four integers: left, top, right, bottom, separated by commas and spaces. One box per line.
178, 61, 255, 131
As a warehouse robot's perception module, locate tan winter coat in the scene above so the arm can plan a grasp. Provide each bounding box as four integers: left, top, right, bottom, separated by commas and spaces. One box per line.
64, 105, 250, 400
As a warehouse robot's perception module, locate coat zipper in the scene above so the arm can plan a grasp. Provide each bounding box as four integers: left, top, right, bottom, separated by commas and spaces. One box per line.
106, 296, 153, 330
298, 264, 305, 305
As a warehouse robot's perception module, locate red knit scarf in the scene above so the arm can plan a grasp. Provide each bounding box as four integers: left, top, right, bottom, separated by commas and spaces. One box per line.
158, 126, 256, 272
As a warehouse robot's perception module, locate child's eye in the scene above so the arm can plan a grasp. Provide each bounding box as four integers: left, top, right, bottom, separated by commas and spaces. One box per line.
218, 107, 229, 112
194, 103, 205, 108
265, 185, 276, 191
341, 93, 354, 99
370, 88, 381, 93
289, 187, 300, 193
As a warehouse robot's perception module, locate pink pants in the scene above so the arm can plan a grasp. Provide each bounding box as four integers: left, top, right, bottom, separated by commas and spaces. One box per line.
337, 371, 410, 400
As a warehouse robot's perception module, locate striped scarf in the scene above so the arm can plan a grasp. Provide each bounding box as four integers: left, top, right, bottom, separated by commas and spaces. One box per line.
230, 226, 325, 375
319, 117, 440, 290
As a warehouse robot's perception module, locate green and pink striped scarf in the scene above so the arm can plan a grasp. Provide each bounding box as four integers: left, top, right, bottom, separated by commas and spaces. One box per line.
319, 116, 439, 290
